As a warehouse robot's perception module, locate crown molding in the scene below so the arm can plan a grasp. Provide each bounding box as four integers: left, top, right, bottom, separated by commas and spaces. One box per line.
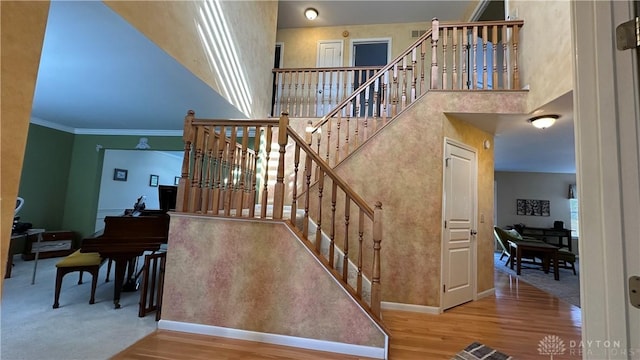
30, 117, 183, 136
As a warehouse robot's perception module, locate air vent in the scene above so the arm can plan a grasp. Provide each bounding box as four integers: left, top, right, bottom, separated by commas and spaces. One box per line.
411, 29, 427, 38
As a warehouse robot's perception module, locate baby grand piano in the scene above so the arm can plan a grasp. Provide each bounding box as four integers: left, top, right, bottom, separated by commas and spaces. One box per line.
80, 210, 169, 309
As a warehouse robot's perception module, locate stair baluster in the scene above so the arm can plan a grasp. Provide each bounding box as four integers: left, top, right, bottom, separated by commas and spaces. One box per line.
177, 111, 385, 321
343, 197, 350, 283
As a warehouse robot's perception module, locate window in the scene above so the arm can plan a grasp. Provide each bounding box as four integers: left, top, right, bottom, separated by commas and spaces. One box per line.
569, 198, 579, 237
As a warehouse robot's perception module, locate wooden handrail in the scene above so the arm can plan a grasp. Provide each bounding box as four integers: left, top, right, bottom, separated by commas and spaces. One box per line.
176, 111, 383, 319
310, 19, 524, 133
439, 19, 524, 28
297, 18, 524, 168
287, 128, 374, 219
192, 119, 279, 126
273, 65, 383, 73
310, 27, 435, 132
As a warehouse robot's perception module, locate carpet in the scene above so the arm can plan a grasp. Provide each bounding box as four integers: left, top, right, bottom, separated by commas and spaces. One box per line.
1, 255, 158, 360
493, 252, 581, 307
451, 342, 513, 360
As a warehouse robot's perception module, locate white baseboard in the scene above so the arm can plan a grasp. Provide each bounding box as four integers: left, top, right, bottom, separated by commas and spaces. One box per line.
477, 288, 495, 299
158, 320, 386, 359
381, 301, 441, 314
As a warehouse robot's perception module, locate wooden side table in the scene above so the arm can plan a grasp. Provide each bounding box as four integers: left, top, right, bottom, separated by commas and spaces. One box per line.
22, 230, 75, 260
7, 229, 45, 283
508, 240, 560, 281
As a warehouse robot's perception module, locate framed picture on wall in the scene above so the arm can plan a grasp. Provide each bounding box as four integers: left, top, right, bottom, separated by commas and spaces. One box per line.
174, 176, 180, 185
149, 174, 159, 187
516, 199, 550, 216
113, 168, 128, 181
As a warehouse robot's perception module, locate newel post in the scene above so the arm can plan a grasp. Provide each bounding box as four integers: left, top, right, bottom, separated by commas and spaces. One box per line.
371, 201, 383, 317
430, 18, 440, 89
273, 112, 289, 219
176, 110, 194, 212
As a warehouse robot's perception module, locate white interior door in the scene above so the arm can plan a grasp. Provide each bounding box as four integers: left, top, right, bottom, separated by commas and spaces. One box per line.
442, 140, 477, 310
317, 40, 343, 116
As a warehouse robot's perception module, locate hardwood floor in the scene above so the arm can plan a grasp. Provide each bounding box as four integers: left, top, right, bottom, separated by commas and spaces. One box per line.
113, 270, 581, 359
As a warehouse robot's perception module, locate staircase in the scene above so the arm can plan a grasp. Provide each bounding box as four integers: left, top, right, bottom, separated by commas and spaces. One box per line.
167, 18, 526, 359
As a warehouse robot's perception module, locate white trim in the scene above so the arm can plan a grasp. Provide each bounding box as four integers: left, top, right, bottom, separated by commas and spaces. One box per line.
381, 301, 441, 314
476, 288, 495, 299
75, 128, 183, 136
468, 0, 491, 21
157, 320, 386, 359
29, 116, 183, 136
30, 117, 76, 133
348, 38, 392, 67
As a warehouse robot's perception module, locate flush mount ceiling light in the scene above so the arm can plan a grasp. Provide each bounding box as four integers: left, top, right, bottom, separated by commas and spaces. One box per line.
528, 115, 559, 129
304, 8, 318, 20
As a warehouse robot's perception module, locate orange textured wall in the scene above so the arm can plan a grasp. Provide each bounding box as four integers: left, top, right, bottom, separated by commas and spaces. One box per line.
162, 213, 386, 348
105, 1, 277, 118
331, 90, 527, 306
0, 1, 50, 292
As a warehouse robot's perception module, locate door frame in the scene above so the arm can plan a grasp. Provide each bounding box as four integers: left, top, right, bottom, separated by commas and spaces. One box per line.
441, 138, 478, 311
348, 37, 392, 66
272, 42, 284, 116
275, 42, 284, 68
572, 0, 639, 356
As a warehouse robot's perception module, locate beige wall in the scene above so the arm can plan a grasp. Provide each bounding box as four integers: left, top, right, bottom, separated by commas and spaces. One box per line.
162, 214, 386, 348
509, 0, 573, 111
106, 0, 278, 118
276, 22, 432, 68
331, 90, 527, 306
0, 1, 50, 290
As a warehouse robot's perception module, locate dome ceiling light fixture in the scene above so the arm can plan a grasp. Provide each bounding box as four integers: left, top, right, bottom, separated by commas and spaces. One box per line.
528, 114, 559, 129
304, 7, 318, 20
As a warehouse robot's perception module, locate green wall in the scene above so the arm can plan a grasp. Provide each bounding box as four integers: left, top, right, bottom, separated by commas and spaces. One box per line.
62, 134, 183, 238
19, 125, 261, 239
17, 124, 74, 231
17, 124, 184, 240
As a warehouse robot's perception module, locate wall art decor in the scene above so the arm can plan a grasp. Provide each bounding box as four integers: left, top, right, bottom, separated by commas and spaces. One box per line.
149, 174, 159, 187
516, 199, 550, 216
113, 168, 128, 181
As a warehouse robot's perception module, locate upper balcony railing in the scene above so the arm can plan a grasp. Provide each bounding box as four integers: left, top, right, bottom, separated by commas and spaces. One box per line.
300, 18, 525, 167
273, 19, 524, 124
272, 66, 383, 118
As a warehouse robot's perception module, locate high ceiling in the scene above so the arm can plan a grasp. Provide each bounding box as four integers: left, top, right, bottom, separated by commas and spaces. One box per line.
277, 1, 475, 29
31, 1, 245, 134
30, 0, 575, 173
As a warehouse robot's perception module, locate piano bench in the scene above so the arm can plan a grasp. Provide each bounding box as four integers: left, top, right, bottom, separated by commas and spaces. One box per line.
52, 250, 107, 309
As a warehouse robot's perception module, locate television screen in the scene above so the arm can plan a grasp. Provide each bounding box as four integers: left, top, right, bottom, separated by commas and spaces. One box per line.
158, 185, 177, 212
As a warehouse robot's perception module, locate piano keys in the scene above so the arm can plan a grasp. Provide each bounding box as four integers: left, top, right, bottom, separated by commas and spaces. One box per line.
80, 213, 169, 309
